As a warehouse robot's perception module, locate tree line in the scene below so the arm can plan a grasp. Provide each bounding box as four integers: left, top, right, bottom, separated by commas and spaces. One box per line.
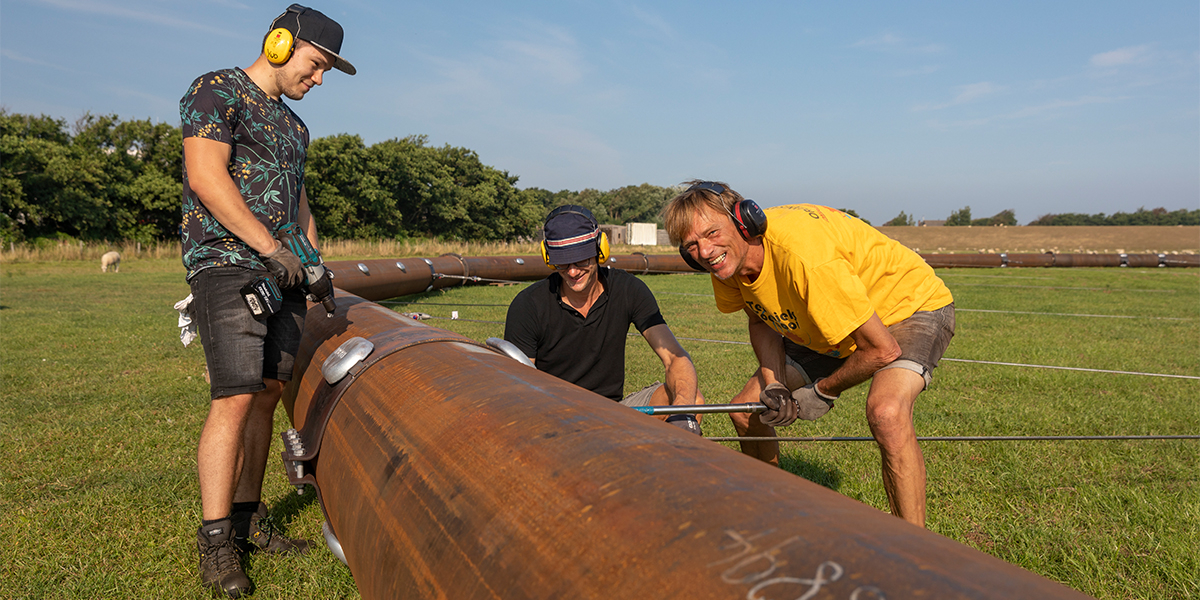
0, 110, 679, 246
1026, 207, 1199, 226
5, 109, 1196, 245
883, 205, 1197, 227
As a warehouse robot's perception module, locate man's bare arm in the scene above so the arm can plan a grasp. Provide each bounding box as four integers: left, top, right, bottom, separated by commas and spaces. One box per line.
183, 137, 277, 254
818, 313, 901, 396
746, 308, 786, 388
641, 323, 700, 406
298, 186, 320, 251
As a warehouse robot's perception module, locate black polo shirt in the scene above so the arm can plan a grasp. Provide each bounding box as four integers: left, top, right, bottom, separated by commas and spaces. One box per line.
504, 267, 667, 401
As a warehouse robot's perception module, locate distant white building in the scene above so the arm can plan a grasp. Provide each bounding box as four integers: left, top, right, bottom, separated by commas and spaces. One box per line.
627, 222, 658, 246
598, 224, 626, 245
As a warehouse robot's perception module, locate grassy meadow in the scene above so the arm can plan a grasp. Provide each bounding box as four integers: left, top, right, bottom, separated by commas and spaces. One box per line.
1, 252, 1196, 599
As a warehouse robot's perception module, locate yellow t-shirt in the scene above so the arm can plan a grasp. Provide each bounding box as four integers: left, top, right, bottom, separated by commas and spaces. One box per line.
713, 205, 953, 357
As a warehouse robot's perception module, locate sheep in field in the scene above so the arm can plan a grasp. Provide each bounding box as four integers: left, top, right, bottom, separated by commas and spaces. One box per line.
101, 251, 121, 273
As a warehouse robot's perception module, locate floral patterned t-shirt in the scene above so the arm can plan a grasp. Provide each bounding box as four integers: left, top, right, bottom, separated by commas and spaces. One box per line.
179, 68, 308, 279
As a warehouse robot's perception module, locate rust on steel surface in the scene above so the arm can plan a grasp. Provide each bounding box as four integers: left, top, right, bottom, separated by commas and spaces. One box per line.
281, 293, 1091, 600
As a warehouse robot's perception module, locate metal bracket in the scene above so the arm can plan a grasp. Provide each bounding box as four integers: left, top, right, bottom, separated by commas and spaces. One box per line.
485, 337, 535, 368
323, 521, 348, 566
321, 336, 375, 385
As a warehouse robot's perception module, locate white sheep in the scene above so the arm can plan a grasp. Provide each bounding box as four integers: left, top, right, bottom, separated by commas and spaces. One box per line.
101, 251, 121, 273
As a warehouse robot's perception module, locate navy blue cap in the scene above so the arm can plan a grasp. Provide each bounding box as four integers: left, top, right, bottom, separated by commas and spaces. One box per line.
544, 206, 601, 265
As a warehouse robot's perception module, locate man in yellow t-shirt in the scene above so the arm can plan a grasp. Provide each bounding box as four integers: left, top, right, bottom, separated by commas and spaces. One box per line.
663, 181, 955, 528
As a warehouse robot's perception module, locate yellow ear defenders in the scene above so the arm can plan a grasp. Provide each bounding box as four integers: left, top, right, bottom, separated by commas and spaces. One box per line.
264, 5, 306, 65
597, 231, 610, 263
539, 206, 610, 267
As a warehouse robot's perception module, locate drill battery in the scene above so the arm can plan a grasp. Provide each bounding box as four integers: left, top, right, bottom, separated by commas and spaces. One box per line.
241, 275, 283, 320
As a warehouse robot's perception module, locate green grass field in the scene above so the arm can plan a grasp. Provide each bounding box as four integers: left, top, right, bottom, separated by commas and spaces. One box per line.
1, 257, 1196, 598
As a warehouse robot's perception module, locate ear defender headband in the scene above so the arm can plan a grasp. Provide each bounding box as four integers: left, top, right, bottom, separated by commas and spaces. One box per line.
264, 4, 306, 65
539, 207, 611, 267
677, 181, 768, 271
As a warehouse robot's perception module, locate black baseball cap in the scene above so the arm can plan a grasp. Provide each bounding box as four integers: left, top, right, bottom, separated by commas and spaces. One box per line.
271, 4, 356, 75
544, 206, 602, 265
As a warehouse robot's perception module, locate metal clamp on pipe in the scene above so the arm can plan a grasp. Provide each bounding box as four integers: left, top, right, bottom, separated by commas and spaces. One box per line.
421, 258, 436, 292
280, 320, 488, 497
441, 253, 470, 286
485, 337, 535, 368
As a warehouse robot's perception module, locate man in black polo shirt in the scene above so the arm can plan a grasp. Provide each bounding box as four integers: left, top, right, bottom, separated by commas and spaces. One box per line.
505, 206, 705, 433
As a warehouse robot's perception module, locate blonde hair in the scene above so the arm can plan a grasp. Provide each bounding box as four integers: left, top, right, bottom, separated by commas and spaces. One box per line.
662, 180, 744, 245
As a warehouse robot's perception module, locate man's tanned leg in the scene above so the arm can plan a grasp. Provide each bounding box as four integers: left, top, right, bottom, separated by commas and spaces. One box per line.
864, 368, 928, 527
728, 372, 780, 466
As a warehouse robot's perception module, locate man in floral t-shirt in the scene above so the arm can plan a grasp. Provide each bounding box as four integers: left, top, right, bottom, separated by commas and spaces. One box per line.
180, 5, 354, 596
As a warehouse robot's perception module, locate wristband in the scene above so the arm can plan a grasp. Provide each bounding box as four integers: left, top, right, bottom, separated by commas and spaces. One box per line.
665, 414, 697, 424
813, 377, 838, 402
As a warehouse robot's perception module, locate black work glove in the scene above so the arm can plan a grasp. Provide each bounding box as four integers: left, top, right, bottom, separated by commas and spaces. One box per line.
792, 378, 837, 421
262, 242, 304, 289
665, 414, 701, 436
759, 382, 797, 427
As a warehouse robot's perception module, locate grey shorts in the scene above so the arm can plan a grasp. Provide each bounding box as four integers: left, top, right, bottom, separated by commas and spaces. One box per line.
189, 266, 307, 400
783, 303, 955, 390
620, 382, 664, 407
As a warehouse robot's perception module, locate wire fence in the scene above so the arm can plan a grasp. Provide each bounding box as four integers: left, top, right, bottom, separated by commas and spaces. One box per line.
706, 435, 1200, 443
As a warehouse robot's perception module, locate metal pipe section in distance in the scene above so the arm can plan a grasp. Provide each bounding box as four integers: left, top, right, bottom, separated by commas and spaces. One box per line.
324, 253, 1196, 303
280, 292, 1091, 600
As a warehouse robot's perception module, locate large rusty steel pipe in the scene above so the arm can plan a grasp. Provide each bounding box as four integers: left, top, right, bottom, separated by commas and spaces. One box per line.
324, 252, 1195, 303
281, 292, 1090, 599
918, 252, 1198, 269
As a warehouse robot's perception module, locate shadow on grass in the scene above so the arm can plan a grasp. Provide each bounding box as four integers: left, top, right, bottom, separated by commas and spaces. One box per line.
268, 487, 319, 534
781, 455, 844, 491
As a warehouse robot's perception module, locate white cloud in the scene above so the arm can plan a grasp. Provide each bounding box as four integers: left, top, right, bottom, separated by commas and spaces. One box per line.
852, 33, 944, 54
1, 48, 76, 72
925, 95, 1119, 128
493, 24, 584, 85
913, 81, 1003, 111
626, 4, 676, 40
1090, 45, 1152, 67
893, 65, 940, 77
33, 0, 242, 38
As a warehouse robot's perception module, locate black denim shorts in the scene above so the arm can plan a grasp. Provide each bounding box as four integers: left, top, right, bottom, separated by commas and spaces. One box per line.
189, 266, 306, 400
784, 303, 955, 389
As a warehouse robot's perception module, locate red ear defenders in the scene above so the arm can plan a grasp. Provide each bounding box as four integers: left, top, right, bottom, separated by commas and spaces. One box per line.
678, 182, 767, 271
539, 206, 610, 266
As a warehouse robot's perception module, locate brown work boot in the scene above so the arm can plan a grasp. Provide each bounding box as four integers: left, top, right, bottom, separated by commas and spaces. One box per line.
232, 502, 311, 555
197, 519, 253, 598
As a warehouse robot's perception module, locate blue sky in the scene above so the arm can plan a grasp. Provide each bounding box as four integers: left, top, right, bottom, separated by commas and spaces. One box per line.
2, 0, 1197, 225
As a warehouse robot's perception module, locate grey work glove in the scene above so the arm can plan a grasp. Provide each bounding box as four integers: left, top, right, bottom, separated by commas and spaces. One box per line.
262, 241, 304, 289
793, 378, 837, 421
759, 382, 797, 427
665, 414, 702, 436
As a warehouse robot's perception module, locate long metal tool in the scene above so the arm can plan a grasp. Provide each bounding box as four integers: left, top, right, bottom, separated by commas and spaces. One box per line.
633, 402, 766, 415
709, 435, 1200, 442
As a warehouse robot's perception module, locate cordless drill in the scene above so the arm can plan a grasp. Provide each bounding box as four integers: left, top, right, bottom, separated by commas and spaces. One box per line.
276, 223, 337, 317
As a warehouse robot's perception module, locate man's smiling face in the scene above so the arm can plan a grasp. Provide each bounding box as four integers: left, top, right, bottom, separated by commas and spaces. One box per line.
680, 205, 749, 281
